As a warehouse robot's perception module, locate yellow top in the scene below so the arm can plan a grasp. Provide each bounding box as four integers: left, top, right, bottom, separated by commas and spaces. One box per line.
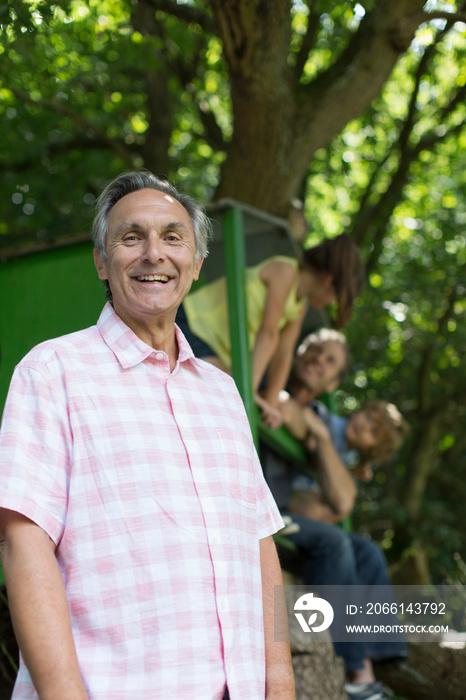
183, 255, 305, 367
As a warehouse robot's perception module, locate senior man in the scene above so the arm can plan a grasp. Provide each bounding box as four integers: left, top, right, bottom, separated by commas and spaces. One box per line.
0, 171, 295, 700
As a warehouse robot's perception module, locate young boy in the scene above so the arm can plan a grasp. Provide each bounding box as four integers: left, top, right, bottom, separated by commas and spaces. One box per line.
280, 396, 408, 517
320, 399, 408, 479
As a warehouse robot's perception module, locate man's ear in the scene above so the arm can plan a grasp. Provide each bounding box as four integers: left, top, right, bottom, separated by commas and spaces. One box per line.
193, 255, 204, 282
94, 249, 108, 281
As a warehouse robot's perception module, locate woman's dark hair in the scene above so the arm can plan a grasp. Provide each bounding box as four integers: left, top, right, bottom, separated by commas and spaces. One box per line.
302, 233, 365, 328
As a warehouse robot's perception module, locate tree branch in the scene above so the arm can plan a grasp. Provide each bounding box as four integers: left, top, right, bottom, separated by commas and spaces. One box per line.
165, 25, 227, 153
388, 9, 466, 52
142, 0, 215, 31
296, 0, 464, 139
9, 88, 135, 165
416, 288, 458, 415
211, 0, 292, 82
294, 3, 320, 81
396, 23, 446, 152
197, 106, 227, 152
413, 114, 466, 154
351, 23, 465, 254
438, 83, 466, 124
1, 136, 137, 173
421, 10, 466, 23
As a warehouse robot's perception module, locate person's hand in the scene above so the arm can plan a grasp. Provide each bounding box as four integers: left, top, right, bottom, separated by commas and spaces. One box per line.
276, 394, 308, 440
302, 406, 330, 442
265, 667, 296, 699
266, 691, 296, 700
255, 393, 284, 430
277, 390, 292, 422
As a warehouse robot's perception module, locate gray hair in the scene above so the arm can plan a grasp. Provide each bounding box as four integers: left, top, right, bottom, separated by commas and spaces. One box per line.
92, 170, 212, 262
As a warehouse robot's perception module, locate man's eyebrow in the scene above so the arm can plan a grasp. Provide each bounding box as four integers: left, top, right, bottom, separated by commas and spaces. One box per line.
114, 221, 191, 235
163, 221, 192, 234
114, 221, 144, 234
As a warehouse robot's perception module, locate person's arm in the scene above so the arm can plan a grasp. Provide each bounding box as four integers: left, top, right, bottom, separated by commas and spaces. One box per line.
279, 395, 310, 441
0, 509, 88, 700
252, 261, 297, 394
261, 304, 307, 409
282, 403, 357, 520
259, 535, 296, 700
288, 488, 346, 524
254, 392, 285, 430
302, 409, 357, 518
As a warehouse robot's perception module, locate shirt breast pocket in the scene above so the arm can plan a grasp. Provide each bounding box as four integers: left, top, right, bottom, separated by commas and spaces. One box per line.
216, 427, 257, 510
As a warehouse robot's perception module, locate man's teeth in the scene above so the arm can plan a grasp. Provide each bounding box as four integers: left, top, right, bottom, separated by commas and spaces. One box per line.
137, 275, 169, 282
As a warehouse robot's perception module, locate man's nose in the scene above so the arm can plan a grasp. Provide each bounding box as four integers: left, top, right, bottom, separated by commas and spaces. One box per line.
142, 234, 165, 261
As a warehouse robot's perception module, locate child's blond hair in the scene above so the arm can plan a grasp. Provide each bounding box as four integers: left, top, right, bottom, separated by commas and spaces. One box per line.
358, 400, 409, 464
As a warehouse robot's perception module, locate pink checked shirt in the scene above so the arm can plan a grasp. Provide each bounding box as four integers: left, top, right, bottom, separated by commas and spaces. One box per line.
0, 303, 283, 700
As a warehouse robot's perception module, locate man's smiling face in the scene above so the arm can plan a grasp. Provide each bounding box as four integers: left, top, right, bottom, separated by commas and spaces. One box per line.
94, 188, 203, 338
293, 340, 346, 396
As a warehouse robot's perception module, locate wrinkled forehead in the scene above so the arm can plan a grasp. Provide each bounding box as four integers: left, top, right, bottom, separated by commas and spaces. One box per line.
108, 188, 194, 234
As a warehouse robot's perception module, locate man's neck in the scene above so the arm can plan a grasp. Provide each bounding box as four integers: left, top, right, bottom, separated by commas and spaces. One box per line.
112, 303, 179, 371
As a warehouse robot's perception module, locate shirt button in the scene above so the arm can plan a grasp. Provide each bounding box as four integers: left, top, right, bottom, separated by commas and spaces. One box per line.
155, 352, 164, 360
218, 598, 229, 612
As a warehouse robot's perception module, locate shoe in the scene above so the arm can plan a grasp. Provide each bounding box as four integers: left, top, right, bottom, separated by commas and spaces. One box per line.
345, 681, 394, 700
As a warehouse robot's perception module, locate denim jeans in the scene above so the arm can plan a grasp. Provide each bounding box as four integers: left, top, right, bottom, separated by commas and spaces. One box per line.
284, 513, 408, 671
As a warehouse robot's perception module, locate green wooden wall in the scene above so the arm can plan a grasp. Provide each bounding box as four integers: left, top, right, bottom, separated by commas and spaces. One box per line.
0, 241, 105, 414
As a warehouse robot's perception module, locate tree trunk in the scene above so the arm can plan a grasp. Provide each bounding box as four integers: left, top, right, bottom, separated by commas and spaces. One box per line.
292, 649, 346, 700
212, 0, 427, 215
375, 642, 466, 700
131, 1, 174, 177
403, 417, 441, 520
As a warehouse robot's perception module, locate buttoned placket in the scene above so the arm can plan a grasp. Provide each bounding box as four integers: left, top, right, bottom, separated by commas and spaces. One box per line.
166, 365, 233, 656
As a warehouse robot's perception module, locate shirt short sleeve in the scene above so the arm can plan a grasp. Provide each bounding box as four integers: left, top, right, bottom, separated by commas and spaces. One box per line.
0, 362, 71, 544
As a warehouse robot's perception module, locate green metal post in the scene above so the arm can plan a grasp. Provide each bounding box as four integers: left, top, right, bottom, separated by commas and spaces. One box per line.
222, 206, 258, 445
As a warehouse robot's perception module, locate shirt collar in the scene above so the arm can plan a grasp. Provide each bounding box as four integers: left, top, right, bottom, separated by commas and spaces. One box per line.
97, 302, 196, 369
175, 323, 196, 363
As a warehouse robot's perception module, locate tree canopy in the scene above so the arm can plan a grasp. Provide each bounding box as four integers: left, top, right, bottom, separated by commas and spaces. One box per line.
1, 0, 466, 583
